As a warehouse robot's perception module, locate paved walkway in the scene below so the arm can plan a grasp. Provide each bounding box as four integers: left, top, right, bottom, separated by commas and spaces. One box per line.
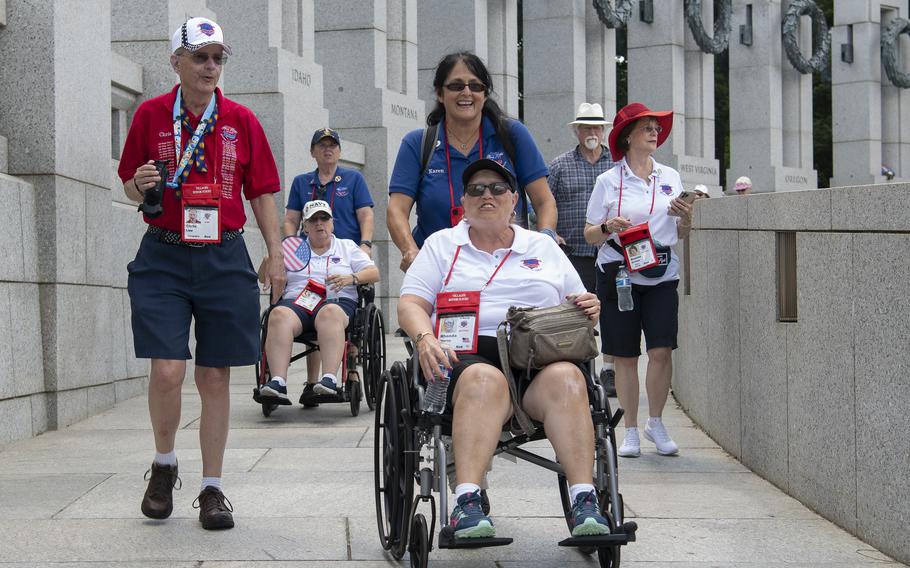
0, 336, 904, 567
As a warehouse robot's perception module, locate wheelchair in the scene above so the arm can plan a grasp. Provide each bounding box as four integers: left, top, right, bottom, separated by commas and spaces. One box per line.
373, 332, 637, 568
253, 284, 386, 417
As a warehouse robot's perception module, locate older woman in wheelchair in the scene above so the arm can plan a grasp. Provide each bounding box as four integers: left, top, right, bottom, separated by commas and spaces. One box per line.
258, 200, 379, 404
397, 159, 609, 540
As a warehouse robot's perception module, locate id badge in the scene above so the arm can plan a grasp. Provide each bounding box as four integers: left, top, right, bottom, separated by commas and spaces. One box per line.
618, 222, 659, 272
293, 279, 327, 314
435, 290, 480, 353
450, 205, 465, 227
182, 184, 222, 243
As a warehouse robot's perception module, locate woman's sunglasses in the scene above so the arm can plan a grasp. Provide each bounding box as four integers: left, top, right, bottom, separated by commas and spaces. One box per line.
444, 81, 487, 93
464, 182, 513, 197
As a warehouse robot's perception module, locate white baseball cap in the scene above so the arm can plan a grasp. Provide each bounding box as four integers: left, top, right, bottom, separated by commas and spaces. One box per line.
303, 200, 333, 220
171, 17, 232, 55
734, 176, 753, 191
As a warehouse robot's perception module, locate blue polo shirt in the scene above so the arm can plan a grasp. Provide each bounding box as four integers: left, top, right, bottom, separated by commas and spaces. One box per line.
388, 116, 548, 248
287, 166, 373, 243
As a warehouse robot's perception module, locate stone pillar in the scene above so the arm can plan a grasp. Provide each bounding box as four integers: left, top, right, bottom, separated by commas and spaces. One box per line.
628, 0, 721, 193
727, 0, 817, 193
879, 2, 910, 179
0, 0, 121, 434
523, 0, 616, 162
416, 0, 518, 116
315, 0, 425, 328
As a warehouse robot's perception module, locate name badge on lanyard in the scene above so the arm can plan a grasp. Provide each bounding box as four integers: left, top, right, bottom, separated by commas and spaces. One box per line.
294, 279, 327, 314
433, 245, 511, 354
182, 183, 222, 243
618, 222, 658, 272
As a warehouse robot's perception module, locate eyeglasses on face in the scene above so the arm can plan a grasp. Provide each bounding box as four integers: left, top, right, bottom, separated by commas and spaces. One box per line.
444, 81, 487, 93
180, 52, 228, 66
464, 182, 513, 197
308, 214, 332, 222
637, 124, 662, 135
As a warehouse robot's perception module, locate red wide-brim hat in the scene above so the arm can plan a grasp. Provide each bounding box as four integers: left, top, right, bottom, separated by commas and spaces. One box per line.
607, 102, 673, 162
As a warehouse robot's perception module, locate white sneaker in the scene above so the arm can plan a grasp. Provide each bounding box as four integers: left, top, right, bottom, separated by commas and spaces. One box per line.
617, 428, 641, 458
644, 418, 679, 455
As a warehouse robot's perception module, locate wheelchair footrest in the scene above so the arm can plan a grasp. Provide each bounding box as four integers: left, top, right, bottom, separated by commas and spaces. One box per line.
309, 393, 345, 404
438, 527, 512, 549
558, 532, 635, 547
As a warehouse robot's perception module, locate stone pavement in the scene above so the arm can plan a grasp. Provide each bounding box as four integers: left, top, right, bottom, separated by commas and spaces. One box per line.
0, 336, 904, 567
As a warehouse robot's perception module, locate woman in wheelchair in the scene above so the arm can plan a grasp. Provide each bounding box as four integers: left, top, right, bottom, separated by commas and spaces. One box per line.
398, 159, 608, 539
259, 200, 379, 403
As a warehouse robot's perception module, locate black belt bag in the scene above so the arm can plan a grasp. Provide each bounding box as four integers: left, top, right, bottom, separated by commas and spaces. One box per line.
606, 239, 670, 279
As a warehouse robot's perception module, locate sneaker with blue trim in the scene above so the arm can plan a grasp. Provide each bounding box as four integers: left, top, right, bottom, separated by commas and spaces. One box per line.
569, 490, 610, 536
449, 490, 495, 538
259, 379, 289, 403
313, 375, 340, 396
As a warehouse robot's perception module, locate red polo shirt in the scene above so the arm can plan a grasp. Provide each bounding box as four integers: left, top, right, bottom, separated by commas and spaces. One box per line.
118, 85, 280, 232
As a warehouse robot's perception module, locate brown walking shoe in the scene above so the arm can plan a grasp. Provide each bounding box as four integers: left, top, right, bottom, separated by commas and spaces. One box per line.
140, 462, 180, 519
194, 486, 235, 530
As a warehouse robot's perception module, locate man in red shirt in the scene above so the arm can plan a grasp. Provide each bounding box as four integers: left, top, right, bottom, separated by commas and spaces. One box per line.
118, 17, 286, 530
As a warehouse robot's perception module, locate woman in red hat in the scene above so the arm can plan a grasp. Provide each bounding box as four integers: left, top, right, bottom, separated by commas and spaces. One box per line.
582, 103, 695, 458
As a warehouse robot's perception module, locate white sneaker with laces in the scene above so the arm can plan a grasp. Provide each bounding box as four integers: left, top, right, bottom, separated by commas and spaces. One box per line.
618, 428, 641, 457
644, 418, 679, 455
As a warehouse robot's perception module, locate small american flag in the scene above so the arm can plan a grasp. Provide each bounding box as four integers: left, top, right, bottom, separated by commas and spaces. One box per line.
282, 236, 310, 272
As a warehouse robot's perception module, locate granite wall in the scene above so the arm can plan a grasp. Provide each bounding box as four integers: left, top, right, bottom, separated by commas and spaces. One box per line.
674, 183, 910, 565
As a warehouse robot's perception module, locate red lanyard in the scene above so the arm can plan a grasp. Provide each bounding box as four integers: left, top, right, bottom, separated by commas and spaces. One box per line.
311, 176, 337, 209
444, 245, 512, 292
442, 121, 484, 213
307, 253, 332, 276
616, 165, 656, 219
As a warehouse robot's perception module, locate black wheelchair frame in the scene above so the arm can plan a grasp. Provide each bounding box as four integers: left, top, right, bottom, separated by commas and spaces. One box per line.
253, 284, 386, 417
374, 333, 637, 568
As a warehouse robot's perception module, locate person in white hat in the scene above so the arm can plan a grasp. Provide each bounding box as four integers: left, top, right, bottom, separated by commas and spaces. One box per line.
733, 176, 752, 195
548, 102, 619, 396
118, 16, 286, 530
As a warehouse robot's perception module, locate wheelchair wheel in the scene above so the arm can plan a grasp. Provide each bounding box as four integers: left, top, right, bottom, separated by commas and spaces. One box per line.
363, 305, 386, 411
374, 364, 415, 560
349, 377, 361, 416
408, 512, 429, 568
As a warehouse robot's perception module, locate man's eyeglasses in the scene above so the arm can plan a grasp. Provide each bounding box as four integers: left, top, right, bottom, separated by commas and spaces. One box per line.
444, 81, 487, 93
464, 182, 513, 197
637, 124, 662, 135
180, 52, 228, 66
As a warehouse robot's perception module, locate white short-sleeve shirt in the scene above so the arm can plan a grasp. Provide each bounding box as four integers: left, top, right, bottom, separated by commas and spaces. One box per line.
400, 221, 586, 337
585, 157, 683, 285
283, 236, 375, 303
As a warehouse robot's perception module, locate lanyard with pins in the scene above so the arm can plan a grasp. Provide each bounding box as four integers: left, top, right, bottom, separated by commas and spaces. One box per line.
169, 86, 217, 189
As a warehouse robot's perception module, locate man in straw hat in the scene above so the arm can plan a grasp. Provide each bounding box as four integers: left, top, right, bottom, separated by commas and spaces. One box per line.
548, 102, 618, 396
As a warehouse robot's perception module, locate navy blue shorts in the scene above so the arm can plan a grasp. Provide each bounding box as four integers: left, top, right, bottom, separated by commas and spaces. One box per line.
274, 297, 358, 335
596, 264, 678, 357
127, 232, 260, 367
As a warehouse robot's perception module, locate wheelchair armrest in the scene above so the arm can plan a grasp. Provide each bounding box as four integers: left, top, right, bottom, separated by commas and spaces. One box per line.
356, 283, 375, 305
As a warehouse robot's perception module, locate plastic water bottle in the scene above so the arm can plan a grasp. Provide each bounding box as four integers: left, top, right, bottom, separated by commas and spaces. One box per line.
423, 344, 452, 414
616, 267, 634, 312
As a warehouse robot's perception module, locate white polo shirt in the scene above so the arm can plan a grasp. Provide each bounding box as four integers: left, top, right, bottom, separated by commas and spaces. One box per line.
585, 157, 683, 285
401, 221, 586, 337
283, 236, 375, 303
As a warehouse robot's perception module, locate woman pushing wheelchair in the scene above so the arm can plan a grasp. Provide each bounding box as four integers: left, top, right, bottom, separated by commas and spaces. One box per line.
398, 158, 608, 539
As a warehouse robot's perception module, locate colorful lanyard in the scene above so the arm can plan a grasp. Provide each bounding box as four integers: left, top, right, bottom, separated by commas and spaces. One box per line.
443, 246, 512, 292
442, 121, 484, 215
169, 87, 217, 188
310, 175, 337, 209
616, 164, 657, 219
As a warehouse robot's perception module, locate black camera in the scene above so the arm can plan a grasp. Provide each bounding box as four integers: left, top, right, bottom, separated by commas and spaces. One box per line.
138, 160, 168, 218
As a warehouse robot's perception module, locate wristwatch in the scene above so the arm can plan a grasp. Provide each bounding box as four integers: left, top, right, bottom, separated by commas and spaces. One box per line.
414, 331, 432, 345
361, 240, 373, 248
601, 222, 609, 234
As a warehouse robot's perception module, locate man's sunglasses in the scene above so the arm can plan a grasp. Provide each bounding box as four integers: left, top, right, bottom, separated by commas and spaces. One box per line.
444, 81, 487, 93
180, 52, 228, 66
464, 182, 513, 197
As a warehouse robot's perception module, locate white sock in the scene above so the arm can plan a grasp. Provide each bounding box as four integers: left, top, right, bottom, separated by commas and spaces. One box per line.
603, 362, 615, 371
569, 483, 596, 502
154, 451, 177, 466
272, 376, 286, 387
624, 426, 639, 437
201, 477, 222, 492
648, 416, 662, 427
322, 373, 338, 387
455, 483, 481, 501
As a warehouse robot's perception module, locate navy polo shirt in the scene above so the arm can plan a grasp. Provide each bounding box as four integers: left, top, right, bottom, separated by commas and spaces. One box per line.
388, 115, 549, 248
287, 166, 374, 243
